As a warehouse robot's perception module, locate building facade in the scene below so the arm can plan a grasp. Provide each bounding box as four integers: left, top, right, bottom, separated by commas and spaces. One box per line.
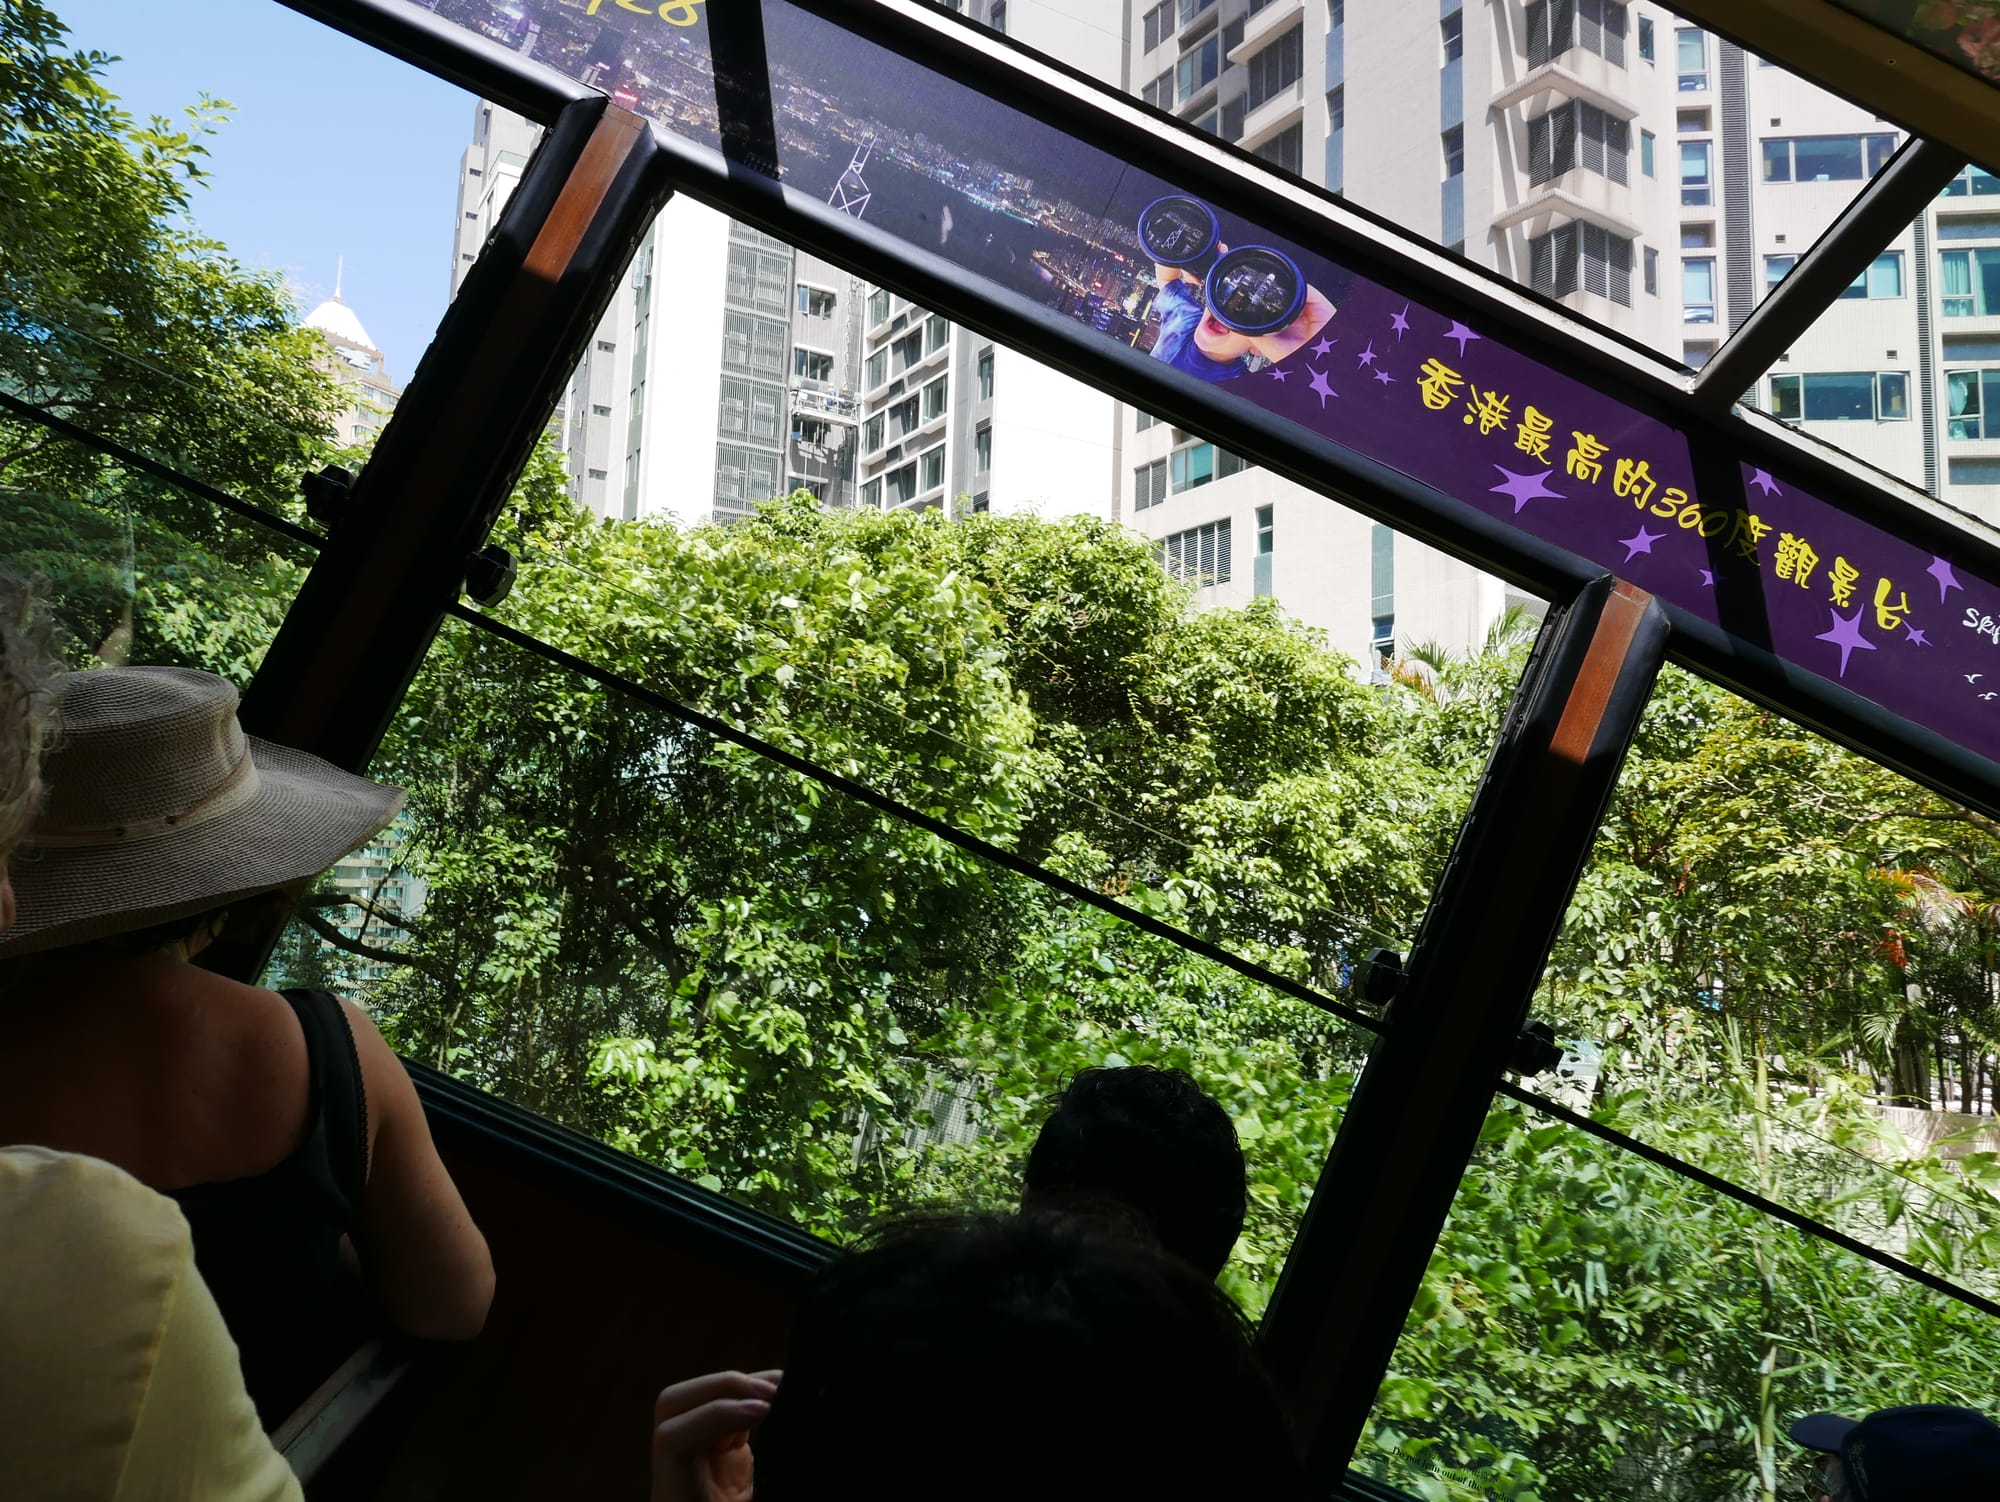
302, 270, 403, 452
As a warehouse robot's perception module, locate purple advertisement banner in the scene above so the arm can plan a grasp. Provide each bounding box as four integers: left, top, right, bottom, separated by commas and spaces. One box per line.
419, 0, 2000, 770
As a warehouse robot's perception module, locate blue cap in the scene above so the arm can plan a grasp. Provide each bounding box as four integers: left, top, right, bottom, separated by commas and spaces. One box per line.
1791, 1406, 2000, 1500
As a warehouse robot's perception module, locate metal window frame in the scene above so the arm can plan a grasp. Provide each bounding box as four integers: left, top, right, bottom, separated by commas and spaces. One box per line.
196, 0, 2000, 1482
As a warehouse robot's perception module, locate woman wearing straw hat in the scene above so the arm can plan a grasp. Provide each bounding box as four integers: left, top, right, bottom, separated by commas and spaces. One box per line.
0, 584, 303, 1497
0, 661, 494, 1425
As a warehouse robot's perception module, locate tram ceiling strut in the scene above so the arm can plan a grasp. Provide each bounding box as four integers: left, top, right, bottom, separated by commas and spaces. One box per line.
275, 0, 2000, 820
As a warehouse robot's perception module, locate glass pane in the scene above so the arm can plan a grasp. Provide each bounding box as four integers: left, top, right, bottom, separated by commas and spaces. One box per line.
0, 420, 317, 684
10, 2, 476, 510
1357, 1093, 2000, 1502
1517, 666, 2000, 1295
1750, 196, 2000, 522
296, 610, 1377, 1310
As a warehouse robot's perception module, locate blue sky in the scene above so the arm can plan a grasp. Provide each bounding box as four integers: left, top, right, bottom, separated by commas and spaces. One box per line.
63, 0, 476, 382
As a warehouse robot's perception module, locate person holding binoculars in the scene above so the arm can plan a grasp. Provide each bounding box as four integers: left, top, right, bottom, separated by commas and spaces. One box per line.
1140, 194, 1338, 383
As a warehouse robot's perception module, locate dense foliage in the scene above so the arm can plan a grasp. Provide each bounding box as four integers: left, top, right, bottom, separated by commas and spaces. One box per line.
5, 7, 2000, 1499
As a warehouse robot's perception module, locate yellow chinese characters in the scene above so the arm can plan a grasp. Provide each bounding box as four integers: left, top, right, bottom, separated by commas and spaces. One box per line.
1829, 556, 1861, 608
1515, 405, 1554, 462
1775, 532, 1819, 587
589, 0, 704, 22
1612, 457, 1656, 507
1874, 577, 1910, 631
1418, 358, 1465, 412
1567, 431, 1607, 484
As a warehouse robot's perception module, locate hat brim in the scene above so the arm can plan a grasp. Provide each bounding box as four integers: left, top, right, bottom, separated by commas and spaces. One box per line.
0, 737, 405, 961
1792, 1413, 1860, 1454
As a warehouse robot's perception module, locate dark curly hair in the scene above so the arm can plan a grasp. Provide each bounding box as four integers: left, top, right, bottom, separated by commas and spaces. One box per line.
1022, 1064, 1248, 1278
754, 1210, 1306, 1501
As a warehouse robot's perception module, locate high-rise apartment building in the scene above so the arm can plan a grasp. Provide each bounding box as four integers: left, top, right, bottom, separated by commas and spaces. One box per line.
1670, 25, 2000, 525
302, 268, 403, 452
452, 103, 868, 523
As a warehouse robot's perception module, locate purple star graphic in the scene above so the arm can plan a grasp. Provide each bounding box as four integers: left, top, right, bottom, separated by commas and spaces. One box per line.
1310, 335, 1337, 358
1906, 625, 1931, 647
1928, 556, 1964, 603
1489, 465, 1565, 514
1445, 321, 1481, 357
1815, 606, 1877, 679
1698, 568, 1716, 588
1748, 468, 1781, 498
1372, 369, 1395, 385
1357, 341, 1378, 368
1307, 367, 1337, 407
1389, 305, 1411, 339
1619, 526, 1664, 562
1267, 366, 1291, 382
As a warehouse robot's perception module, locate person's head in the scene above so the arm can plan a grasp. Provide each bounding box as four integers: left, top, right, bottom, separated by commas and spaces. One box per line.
1792, 1405, 2000, 1501
0, 665, 404, 962
752, 1211, 1306, 1501
1022, 1064, 1247, 1279
0, 574, 58, 938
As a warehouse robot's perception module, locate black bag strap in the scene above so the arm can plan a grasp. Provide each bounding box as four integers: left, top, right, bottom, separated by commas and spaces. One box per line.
281, 988, 370, 1216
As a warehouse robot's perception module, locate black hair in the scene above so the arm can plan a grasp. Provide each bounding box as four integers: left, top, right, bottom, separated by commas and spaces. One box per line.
753, 1211, 1307, 1502
1021, 1064, 1248, 1279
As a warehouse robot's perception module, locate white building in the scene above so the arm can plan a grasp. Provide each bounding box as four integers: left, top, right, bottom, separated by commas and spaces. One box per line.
1671, 24, 2000, 525
302, 266, 403, 452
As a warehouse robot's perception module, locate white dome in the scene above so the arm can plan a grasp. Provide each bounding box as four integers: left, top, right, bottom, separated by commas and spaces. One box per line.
303, 293, 380, 356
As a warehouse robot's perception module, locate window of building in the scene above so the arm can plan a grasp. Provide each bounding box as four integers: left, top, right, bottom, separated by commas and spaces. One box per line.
1769, 371, 1909, 422
1834, 251, 1905, 300
1526, 0, 1627, 68
1443, 125, 1464, 179
1676, 27, 1706, 90
924, 314, 949, 355
889, 394, 920, 438
795, 416, 833, 448
1948, 369, 2000, 437
1170, 441, 1216, 491
977, 349, 995, 400
1681, 223, 1715, 249
971, 491, 990, 512
1762, 134, 1897, 183
723, 311, 787, 376
1529, 100, 1629, 186
1157, 518, 1232, 585
867, 287, 891, 325
865, 348, 889, 389
591, 403, 612, 417
1244, 25, 1303, 110
1529, 222, 1635, 305
794, 347, 835, 382
923, 375, 948, 421
797, 286, 838, 318
1643, 246, 1658, 296
1218, 96, 1245, 141
1177, 36, 1220, 102
864, 413, 885, 452
1179, 0, 1214, 23
894, 331, 923, 371
975, 423, 992, 472
1683, 340, 1715, 369
918, 445, 945, 492
1142, 0, 1174, 52
1327, 85, 1345, 131
1135, 410, 1156, 431
884, 461, 917, 505
1134, 458, 1168, 510
1677, 107, 1710, 133
597, 339, 616, 352
1640, 129, 1655, 177
1253, 124, 1304, 176
1941, 214, 2000, 241
1638, 13, 1654, 60
1441, 12, 1463, 62
1942, 163, 2000, 197
1682, 257, 1716, 323
1255, 504, 1274, 554
862, 476, 882, 508
1680, 139, 1712, 205
988, 0, 1005, 32
1143, 71, 1175, 109
726, 245, 791, 314
1370, 525, 1392, 649
1942, 247, 2000, 317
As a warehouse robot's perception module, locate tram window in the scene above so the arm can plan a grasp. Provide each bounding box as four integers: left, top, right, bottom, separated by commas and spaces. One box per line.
1357, 664, 2000, 1499
5, 2, 477, 516
1358, 1091, 2000, 1502
0, 423, 317, 685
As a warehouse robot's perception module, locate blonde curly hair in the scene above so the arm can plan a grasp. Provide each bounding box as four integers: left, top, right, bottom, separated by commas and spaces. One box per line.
0, 573, 57, 865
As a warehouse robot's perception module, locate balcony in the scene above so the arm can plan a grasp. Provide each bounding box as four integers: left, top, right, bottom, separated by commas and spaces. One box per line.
1239, 78, 1305, 152
1228, 0, 1302, 65
1490, 60, 1640, 124
1489, 182, 1642, 243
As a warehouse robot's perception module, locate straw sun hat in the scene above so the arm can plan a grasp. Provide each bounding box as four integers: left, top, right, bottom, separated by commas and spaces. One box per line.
0, 666, 405, 960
